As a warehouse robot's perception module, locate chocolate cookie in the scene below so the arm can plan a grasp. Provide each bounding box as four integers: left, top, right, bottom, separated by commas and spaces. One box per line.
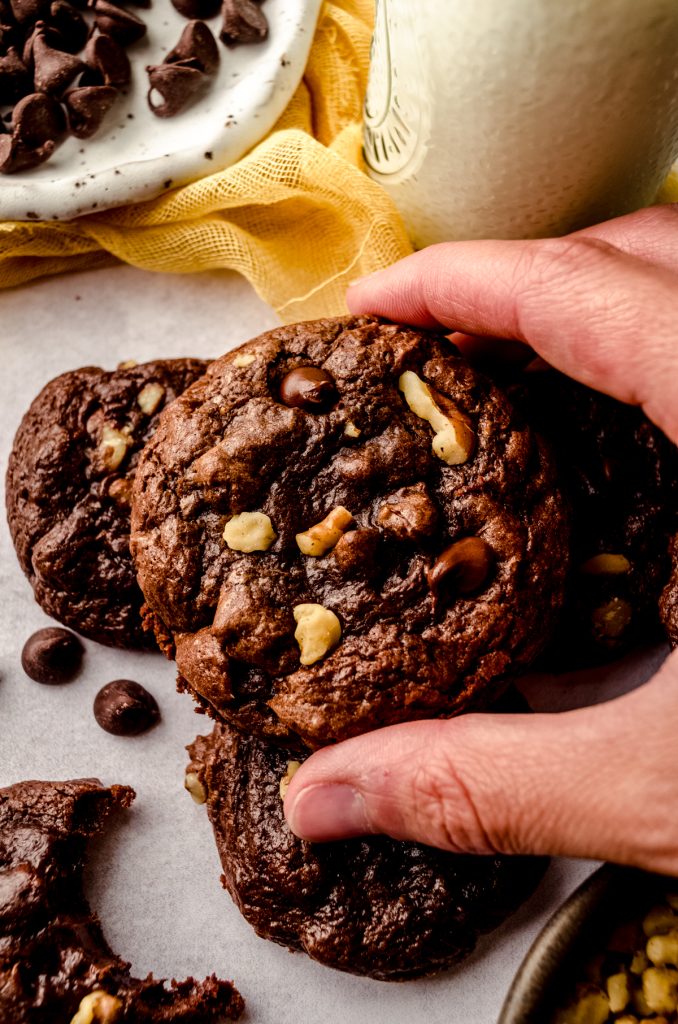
186, 719, 548, 981
6, 358, 207, 648
131, 316, 569, 749
660, 534, 678, 649
0, 777, 244, 1022
511, 368, 678, 663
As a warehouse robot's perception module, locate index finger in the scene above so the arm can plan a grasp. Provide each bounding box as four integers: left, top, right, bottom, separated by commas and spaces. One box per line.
347, 234, 678, 444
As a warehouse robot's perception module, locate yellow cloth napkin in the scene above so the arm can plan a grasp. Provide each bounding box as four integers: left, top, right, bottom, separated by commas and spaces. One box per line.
0, 0, 413, 321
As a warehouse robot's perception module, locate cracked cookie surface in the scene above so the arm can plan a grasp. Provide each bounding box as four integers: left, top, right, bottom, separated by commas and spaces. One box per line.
186, 717, 548, 981
6, 359, 208, 648
132, 316, 569, 748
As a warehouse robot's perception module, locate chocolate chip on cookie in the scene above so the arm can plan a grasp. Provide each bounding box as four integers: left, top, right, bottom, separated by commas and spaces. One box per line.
132, 316, 570, 748
6, 358, 208, 648
0, 778, 244, 1021
186, 714, 548, 980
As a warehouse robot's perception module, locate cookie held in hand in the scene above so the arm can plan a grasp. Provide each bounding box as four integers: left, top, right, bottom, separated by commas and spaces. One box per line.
186, 717, 548, 981
132, 316, 570, 748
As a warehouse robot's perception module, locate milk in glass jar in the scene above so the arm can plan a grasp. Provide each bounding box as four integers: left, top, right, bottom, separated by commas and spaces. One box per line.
363, 0, 678, 247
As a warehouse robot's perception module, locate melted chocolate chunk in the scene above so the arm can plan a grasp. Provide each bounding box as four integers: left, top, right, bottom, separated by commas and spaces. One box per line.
279, 366, 338, 412
427, 537, 495, 599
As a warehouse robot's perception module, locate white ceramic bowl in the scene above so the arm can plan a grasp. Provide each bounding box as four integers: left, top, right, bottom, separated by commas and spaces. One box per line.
0, 0, 322, 222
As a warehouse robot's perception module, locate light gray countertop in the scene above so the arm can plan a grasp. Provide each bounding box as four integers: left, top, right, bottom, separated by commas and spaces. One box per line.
0, 264, 666, 1024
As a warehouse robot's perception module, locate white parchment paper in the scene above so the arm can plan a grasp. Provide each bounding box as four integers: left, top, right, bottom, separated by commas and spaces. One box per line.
0, 265, 667, 1024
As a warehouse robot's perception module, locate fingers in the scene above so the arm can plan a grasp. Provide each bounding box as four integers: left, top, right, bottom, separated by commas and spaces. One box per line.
576, 203, 678, 274
284, 652, 678, 874
347, 219, 678, 443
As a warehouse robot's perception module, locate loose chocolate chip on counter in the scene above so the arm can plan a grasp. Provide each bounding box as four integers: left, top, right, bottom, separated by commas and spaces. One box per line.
93, 679, 160, 735
220, 0, 268, 47
170, 0, 220, 20
279, 367, 338, 412
22, 627, 84, 684
64, 84, 117, 137
427, 537, 495, 599
83, 32, 131, 87
166, 19, 219, 74
90, 0, 146, 46
146, 58, 205, 117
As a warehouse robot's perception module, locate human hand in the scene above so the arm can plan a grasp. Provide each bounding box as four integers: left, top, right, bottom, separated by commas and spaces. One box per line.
283, 204, 678, 875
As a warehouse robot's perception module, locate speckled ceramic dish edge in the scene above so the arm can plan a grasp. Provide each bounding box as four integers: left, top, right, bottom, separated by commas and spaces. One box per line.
0, 0, 322, 222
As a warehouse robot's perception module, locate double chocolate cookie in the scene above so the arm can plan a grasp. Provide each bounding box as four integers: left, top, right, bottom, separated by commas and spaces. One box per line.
0, 777, 243, 1022
660, 535, 678, 649
511, 368, 678, 663
131, 316, 570, 749
186, 718, 548, 981
6, 358, 207, 648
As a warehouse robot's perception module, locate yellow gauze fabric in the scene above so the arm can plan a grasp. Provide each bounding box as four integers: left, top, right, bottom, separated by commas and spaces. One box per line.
0, 0, 413, 321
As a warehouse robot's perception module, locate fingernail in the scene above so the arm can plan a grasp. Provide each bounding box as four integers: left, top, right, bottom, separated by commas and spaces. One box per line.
285, 783, 370, 842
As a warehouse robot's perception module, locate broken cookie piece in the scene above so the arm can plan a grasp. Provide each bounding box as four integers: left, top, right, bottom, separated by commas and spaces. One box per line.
0, 778, 244, 1021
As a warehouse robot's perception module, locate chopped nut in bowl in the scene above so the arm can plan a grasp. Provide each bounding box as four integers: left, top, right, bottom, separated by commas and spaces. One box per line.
499, 865, 678, 1024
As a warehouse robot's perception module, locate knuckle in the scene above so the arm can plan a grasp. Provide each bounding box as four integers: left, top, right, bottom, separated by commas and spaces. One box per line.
404, 730, 500, 855
517, 235, 617, 295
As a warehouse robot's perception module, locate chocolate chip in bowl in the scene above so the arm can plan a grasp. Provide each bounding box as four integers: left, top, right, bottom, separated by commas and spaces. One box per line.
0, 0, 323, 220
131, 315, 572, 750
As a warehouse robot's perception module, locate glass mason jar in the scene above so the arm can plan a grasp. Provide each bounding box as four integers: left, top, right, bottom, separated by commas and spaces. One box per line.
363, 0, 678, 247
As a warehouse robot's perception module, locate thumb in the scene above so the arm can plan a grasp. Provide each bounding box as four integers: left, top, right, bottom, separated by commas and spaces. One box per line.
284, 653, 678, 873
